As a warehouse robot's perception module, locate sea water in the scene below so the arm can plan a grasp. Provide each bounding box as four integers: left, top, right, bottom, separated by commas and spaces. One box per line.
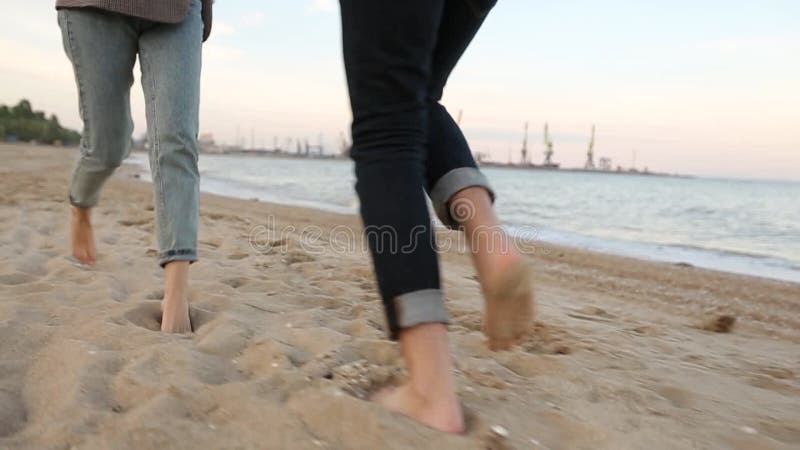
129, 153, 800, 283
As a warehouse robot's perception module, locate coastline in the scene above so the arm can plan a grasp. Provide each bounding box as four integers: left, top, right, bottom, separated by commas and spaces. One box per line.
1, 143, 798, 449
128, 150, 800, 284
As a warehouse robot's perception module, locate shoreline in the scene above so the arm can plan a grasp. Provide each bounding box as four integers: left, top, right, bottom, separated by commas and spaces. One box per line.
1, 143, 799, 449
127, 150, 800, 284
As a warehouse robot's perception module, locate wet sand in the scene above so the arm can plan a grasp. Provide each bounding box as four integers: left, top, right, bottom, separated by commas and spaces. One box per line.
0, 143, 798, 450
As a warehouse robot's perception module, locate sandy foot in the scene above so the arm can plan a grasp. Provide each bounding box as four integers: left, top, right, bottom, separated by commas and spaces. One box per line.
2, 145, 799, 450
372, 385, 465, 434
161, 295, 192, 334
68, 205, 96, 265
481, 259, 535, 350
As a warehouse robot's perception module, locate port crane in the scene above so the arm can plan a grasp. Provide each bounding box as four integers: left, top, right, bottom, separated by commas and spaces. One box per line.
585, 124, 596, 169
542, 123, 558, 168
520, 121, 529, 165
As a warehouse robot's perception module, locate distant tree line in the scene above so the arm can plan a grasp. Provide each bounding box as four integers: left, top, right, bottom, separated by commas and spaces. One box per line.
0, 99, 81, 145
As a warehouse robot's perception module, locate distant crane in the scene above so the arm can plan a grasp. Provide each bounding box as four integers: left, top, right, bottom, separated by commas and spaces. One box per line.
520, 121, 529, 165
543, 122, 557, 167
303, 133, 325, 156
339, 131, 351, 157
585, 124, 596, 170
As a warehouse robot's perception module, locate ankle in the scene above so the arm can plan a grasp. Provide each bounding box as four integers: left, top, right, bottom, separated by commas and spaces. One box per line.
474, 246, 521, 284
162, 291, 187, 306
162, 260, 190, 304
70, 205, 91, 220
406, 372, 456, 400
405, 384, 464, 433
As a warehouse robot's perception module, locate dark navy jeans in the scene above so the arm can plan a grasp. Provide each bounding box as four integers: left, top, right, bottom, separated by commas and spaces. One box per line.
340, 0, 496, 338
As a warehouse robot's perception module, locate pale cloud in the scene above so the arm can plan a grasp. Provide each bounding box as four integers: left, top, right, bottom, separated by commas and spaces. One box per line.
203, 43, 246, 62
213, 21, 236, 37
696, 35, 800, 55
1, 2, 797, 179
0, 39, 71, 83
305, 0, 335, 14
240, 11, 266, 28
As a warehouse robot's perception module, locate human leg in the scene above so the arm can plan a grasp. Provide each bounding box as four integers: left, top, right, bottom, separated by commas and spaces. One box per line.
340, 0, 464, 433
57, 8, 138, 263
138, 0, 202, 332
423, 0, 533, 350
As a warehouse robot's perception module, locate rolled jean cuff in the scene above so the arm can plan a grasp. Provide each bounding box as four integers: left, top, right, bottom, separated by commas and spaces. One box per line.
391, 289, 449, 338
68, 193, 97, 209
158, 249, 198, 267
430, 167, 495, 229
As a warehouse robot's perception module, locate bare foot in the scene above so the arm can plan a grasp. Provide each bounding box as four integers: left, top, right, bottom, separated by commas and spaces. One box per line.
69, 205, 96, 265
448, 186, 535, 350
372, 384, 464, 434
480, 255, 535, 351
371, 323, 464, 434
160, 261, 192, 333
161, 294, 192, 333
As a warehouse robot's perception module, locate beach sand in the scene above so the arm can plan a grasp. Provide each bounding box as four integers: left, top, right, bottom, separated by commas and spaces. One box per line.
1, 143, 798, 450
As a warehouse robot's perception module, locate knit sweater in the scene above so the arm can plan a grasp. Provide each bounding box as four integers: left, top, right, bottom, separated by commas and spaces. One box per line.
55, 0, 213, 41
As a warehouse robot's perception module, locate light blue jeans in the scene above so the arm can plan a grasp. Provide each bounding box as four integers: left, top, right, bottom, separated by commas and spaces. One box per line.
58, 0, 202, 266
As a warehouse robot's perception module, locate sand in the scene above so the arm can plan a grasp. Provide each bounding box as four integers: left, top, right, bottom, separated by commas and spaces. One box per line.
0, 143, 798, 450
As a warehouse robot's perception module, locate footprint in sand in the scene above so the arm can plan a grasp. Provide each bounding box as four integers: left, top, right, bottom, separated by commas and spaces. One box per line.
11, 227, 31, 249
227, 252, 250, 260
0, 390, 27, 438
34, 223, 53, 236
15, 252, 50, 277
199, 238, 223, 250
451, 310, 574, 356
221, 277, 248, 289
203, 212, 228, 220
106, 276, 129, 302
117, 218, 150, 227
119, 301, 217, 333
145, 289, 164, 300
497, 353, 565, 378
566, 305, 616, 323
236, 339, 297, 377
0, 272, 38, 286
518, 322, 574, 356
652, 384, 695, 409
746, 373, 800, 395
195, 318, 252, 356
188, 306, 218, 332
283, 250, 315, 265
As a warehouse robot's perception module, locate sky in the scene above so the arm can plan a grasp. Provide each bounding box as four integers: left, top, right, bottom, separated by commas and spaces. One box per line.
1, 0, 798, 180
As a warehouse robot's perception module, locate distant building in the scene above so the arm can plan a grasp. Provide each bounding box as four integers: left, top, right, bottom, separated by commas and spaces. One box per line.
598, 157, 612, 171
198, 133, 224, 153
199, 133, 214, 145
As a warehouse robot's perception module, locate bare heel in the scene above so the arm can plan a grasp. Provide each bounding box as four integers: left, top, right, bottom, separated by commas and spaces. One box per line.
482, 260, 535, 350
